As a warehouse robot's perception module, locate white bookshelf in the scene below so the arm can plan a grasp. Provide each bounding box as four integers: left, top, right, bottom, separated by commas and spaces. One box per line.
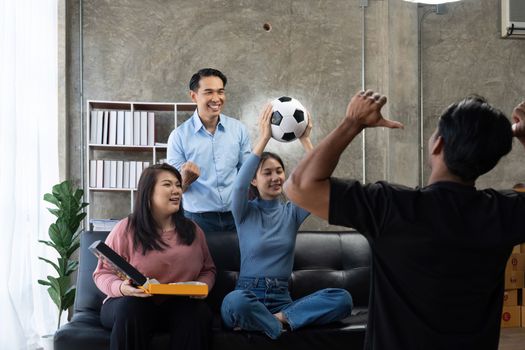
85, 100, 196, 227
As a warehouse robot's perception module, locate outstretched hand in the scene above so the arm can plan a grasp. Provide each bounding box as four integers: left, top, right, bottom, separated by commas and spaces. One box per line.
512, 101, 525, 142
345, 90, 404, 130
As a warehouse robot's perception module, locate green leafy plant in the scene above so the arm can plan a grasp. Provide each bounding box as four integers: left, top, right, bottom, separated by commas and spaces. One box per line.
38, 180, 88, 329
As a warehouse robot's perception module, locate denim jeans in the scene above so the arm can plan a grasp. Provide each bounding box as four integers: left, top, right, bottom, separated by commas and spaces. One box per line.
220, 277, 353, 339
184, 211, 236, 233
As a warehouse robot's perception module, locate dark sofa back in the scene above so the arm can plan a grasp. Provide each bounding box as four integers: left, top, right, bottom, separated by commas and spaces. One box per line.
75, 230, 370, 315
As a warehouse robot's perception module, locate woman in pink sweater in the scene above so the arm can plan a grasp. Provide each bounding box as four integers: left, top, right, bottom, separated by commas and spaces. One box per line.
93, 163, 216, 350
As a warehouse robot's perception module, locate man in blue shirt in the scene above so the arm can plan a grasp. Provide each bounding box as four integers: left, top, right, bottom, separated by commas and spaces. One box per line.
167, 68, 251, 232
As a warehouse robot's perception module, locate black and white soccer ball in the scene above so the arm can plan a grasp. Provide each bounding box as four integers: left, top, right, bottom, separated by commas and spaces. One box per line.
270, 96, 309, 142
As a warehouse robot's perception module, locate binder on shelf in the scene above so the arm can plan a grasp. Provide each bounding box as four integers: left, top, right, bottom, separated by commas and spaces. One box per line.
123, 161, 130, 188
96, 110, 104, 144
129, 161, 137, 189
124, 111, 133, 146
116, 110, 125, 145
136, 161, 144, 185
90, 219, 119, 231
90, 111, 97, 144
109, 160, 117, 188
90, 160, 97, 187
116, 160, 124, 188
89, 240, 208, 296
96, 160, 104, 188
140, 111, 148, 146
108, 110, 117, 145
103, 160, 111, 188
102, 111, 109, 144
133, 111, 140, 145
147, 112, 155, 146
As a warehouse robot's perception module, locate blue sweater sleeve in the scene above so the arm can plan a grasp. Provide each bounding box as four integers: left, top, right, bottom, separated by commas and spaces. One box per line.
231, 153, 260, 225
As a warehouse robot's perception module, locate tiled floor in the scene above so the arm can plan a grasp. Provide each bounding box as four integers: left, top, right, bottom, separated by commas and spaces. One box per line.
499, 328, 525, 349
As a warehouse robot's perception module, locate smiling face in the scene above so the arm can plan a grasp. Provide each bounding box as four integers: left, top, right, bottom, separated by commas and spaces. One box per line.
150, 170, 183, 219
190, 76, 226, 122
251, 157, 286, 200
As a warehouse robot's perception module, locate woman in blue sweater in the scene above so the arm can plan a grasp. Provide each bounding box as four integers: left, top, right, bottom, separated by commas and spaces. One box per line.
220, 104, 352, 339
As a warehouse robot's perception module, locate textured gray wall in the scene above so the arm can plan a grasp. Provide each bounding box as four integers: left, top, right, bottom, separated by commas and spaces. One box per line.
421, 0, 525, 189
66, 0, 525, 230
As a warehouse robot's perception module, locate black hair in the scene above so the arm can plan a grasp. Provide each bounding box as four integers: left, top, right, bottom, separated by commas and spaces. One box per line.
436, 95, 513, 182
127, 163, 196, 254
189, 68, 227, 92
249, 152, 285, 199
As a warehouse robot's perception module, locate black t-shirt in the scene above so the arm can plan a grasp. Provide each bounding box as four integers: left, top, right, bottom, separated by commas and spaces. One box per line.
329, 178, 525, 350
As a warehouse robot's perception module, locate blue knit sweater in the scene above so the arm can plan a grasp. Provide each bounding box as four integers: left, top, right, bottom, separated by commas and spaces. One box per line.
231, 153, 309, 279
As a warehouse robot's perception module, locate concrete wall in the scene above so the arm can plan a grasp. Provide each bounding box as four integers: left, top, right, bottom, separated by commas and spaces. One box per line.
65, 0, 525, 230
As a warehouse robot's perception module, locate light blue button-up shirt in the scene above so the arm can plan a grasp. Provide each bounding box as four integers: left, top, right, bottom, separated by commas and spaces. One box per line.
167, 111, 251, 213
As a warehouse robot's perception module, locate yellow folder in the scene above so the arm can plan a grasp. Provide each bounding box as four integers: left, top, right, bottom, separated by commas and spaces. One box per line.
141, 281, 208, 297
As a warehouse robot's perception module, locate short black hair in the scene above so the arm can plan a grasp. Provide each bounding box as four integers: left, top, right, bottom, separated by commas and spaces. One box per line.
189, 68, 227, 92
437, 95, 513, 182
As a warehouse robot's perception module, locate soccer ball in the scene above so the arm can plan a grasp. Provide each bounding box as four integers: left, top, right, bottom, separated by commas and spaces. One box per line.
270, 96, 309, 142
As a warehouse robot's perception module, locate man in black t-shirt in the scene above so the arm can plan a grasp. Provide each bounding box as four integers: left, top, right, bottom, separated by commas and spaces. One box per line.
284, 90, 525, 350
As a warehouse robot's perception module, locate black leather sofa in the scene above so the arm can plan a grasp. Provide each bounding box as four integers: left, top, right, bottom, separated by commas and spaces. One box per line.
54, 230, 370, 350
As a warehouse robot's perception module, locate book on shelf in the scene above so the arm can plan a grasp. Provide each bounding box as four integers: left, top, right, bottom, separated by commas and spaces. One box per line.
129, 161, 137, 189
90, 218, 120, 231
116, 110, 125, 145
90, 160, 97, 187
96, 160, 104, 188
140, 111, 148, 146
104, 160, 112, 188
109, 160, 117, 188
123, 161, 130, 188
89, 240, 208, 296
147, 112, 155, 146
124, 111, 133, 146
116, 160, 124, 188
108, 110, 117, 145
133, 111, 140, 145
96, 110, 104, 144
90, 111, 97, 144
102, 111, 109, 144
136, 161, 144, 185
155, 142, 168, 147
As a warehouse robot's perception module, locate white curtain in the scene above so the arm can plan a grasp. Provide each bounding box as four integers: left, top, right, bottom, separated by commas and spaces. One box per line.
0, 0, 60, 349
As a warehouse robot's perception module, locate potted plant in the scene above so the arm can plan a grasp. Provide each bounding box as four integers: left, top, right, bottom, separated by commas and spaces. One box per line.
38, 180, 88, 348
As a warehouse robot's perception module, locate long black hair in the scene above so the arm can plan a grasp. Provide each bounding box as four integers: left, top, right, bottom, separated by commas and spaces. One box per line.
127, 163, 196, 254
249, 152, 285, 199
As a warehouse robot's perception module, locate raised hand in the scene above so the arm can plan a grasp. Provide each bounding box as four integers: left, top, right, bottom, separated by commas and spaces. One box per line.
345, 90, 404, 130
299, 111, 314, 152
258, 103, 273, 142
253, 103, 273, 156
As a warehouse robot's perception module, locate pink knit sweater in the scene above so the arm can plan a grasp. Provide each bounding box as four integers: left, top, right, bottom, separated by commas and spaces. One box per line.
93, 218, 216, 299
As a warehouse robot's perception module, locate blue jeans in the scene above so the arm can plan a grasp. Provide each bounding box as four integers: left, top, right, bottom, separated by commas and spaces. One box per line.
185, 211, 236, 233
220, 277, 352, 339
